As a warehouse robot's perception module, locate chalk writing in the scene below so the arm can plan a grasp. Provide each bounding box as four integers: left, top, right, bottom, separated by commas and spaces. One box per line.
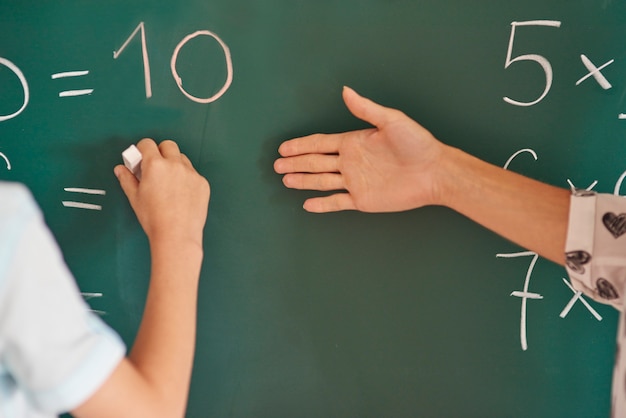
498, 251, 542, 351
62, 187, 106, 211
560, 278, 602, 320
0, 22, 232, 125
114, 22, 152, 99
503, 148, 537, 170
115, 22, 233, 103
567, 179, 598, 193
503, 20, 562, 107
0, 152, 10, 170
81, 292, 106, 315
503, 19, 626, 119
576, 54, 614, 90
170, 30, 233, 104
614, 170, 626, 195
0, 57, 29, 122
51, 70, 93, 97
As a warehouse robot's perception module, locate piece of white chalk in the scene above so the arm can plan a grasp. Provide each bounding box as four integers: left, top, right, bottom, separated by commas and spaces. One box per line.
122, 144, 142, 180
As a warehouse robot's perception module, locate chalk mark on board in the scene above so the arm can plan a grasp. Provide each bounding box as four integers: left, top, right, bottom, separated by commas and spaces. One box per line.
81, 292, 103, 299
0, 152, 11, 170
566, 179, 598, 193
576, 54, 614, 90
497, 251, 543, 351
81, 292, 106, 315
559, 278, 602, 321
51, 70, 94, 97
503, 20, 562, 107
503, 148, 537, 170
614, 171, 626, 196
62, 187, 106, 210
170, 30, 233, 103
51, 70, 89, 79
62, 201, 102, 210
64, 187, 106, 195
58, 89, 94, 97
0, 57, 29, 122
114, 22, 152, 98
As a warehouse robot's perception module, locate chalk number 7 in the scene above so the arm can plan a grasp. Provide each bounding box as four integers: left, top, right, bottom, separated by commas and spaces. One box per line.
504, 20, 562, 107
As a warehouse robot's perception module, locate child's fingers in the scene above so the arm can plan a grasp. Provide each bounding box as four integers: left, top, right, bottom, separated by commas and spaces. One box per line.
158, 140, 181, 159
136, 138, 160, 159
181, 153, 194, 168
114, 164, 139, 203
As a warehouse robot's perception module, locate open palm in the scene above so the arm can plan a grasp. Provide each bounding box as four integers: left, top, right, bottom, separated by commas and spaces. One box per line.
274, 87, 446, 213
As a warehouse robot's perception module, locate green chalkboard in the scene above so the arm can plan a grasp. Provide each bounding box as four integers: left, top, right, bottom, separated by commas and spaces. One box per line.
2, 1, 625, 417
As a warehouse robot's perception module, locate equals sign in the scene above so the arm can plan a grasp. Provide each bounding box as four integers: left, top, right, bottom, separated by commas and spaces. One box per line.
51, 70, 94, 97
62, 187, 106, 210
81, 292, 106, 315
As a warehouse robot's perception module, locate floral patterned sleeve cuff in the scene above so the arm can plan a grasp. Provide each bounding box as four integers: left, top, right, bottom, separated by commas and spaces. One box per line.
565, 190, 626, 310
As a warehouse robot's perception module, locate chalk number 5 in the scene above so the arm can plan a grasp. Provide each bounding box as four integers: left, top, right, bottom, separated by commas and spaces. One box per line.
504, 20, 562, 107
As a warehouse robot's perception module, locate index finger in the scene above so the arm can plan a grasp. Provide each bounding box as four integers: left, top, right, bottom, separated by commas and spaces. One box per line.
278, 134, 341, 157
158, 139, 181, 159
136, 138, 160, 159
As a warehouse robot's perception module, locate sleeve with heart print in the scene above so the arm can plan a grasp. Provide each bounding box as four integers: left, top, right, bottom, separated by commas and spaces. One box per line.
565, 190, 626, 309
565, 191, 626, 417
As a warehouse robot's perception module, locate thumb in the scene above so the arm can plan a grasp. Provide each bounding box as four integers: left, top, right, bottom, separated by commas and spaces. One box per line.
114, 164, 139, 204
342, 86, 399, 128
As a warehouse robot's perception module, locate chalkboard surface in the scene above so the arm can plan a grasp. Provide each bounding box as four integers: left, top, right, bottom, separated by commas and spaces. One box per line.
2, 1, 625, 417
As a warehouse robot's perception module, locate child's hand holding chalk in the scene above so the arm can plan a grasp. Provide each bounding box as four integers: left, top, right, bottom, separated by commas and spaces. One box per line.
114, 138, 210, 248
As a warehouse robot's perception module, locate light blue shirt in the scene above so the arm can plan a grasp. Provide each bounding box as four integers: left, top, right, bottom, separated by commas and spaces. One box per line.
0, 183, 125, 417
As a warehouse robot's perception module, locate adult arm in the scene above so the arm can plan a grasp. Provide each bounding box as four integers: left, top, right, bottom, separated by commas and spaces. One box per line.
274, 87, 570, 265
71, 139, 210, 418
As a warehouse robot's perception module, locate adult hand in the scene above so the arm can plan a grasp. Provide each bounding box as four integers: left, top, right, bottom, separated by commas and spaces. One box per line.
275, 87, 570, 265
274, 87, 447, 213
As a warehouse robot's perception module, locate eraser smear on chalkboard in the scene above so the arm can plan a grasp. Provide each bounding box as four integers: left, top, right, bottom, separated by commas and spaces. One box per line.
122, 144, 142, 180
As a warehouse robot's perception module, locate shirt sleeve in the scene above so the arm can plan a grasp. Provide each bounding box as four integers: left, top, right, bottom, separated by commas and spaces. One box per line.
0, 184, 126, 414
565, 190, 626, 309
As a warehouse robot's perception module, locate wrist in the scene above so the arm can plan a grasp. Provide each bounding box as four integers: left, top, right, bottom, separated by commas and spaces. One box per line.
147, 226, 204, 252
149, 234, 204, 268
430, 144, 467, 209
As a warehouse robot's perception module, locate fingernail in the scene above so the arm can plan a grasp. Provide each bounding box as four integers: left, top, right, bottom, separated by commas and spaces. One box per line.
113, 166, 122, 178
344, 86, 357, 95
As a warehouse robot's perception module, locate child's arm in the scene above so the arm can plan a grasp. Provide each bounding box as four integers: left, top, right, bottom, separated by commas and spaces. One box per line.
274, 87, 569, 265
71, 139, 210, 418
